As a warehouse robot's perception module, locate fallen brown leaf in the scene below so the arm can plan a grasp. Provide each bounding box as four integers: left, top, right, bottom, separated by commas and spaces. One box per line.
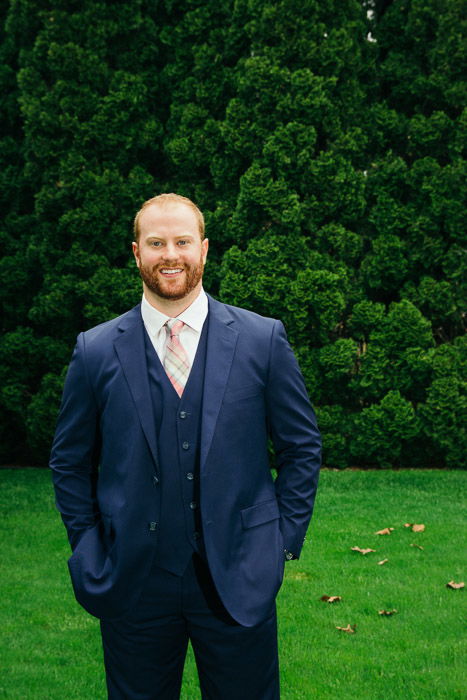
320, 595, 342, 603
405, 522, 425, 532
378, 609, 398, 616
410, 543, 424, 550
336, 624, 356, 633
377, 558, 389, 565
351, 546, 376, 555
375, 527, 394, 535
446, 580, 464, 590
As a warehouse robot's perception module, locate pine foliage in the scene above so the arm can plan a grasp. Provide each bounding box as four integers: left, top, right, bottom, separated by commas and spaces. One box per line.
0, 0, 465, 467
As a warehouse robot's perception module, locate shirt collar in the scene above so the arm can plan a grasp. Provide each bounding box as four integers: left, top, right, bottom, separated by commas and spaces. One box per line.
141, 288, 208, 337
177, 288, 208, 332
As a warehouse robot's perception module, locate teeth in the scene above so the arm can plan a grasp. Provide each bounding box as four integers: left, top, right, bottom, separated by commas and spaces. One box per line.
161, 268, 182, 275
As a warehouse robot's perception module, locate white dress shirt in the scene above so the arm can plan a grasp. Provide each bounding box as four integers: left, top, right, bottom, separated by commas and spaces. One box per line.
140, 289, 208, 368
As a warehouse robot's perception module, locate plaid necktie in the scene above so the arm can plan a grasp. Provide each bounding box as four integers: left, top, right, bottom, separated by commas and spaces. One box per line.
163, 319, 190, 397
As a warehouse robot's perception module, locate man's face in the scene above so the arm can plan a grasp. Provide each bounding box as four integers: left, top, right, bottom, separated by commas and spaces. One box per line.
132, 203, 209, 304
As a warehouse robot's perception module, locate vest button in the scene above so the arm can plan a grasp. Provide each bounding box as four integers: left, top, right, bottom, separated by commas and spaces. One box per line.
152, 475, 159, 485
148, 521, 158, 532
179, 411, 187, 419
193, 531, 200, 540
186, 472, 194, 481
182, 441, 190, 450
189, 501, 197, 510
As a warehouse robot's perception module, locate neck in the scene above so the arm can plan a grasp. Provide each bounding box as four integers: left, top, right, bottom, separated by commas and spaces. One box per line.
143, 284, 202, 317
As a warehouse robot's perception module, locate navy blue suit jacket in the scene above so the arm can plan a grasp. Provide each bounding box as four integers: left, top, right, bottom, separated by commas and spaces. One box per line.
50, 295, 321, 626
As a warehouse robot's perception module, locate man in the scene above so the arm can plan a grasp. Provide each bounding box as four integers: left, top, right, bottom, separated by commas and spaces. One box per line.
50, 193, 321, 699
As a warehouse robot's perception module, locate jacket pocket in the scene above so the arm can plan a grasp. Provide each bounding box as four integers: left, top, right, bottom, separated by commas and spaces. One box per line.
241, 499, 280, 529
223, 384, 263, 403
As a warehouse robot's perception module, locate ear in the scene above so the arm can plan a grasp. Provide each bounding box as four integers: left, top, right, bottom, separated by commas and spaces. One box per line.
132, 241, 140, 267
202, 238, 209, 264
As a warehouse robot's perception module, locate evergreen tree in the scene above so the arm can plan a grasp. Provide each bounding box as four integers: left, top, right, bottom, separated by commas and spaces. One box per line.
0, 0, 465, 467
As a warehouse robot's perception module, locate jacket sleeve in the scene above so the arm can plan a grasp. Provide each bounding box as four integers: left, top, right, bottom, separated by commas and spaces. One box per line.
265, 320, 321, 558
49, 332, 101, 551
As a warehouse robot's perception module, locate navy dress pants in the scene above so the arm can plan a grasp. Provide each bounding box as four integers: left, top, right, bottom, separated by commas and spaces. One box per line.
100, 554, 280, 699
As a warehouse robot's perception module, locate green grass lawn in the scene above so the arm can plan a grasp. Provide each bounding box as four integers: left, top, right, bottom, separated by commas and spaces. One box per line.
0, 468, 465, 699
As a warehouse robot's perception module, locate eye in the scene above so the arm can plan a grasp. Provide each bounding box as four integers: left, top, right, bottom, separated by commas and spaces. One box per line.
150, 240, 162, 247
177, 240, 189, 246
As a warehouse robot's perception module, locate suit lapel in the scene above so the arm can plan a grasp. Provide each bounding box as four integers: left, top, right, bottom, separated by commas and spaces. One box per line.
113, 305, 159, 469
201, 296, 238, 472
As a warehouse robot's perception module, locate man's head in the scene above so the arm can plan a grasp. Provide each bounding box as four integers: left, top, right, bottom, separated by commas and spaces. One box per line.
132, 193, 208, 312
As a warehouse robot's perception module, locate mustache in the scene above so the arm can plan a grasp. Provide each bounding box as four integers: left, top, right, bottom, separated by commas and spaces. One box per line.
154, 262, 187, 270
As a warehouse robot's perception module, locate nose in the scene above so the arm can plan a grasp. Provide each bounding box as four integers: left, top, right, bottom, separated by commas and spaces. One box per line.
162, 242, 179, 260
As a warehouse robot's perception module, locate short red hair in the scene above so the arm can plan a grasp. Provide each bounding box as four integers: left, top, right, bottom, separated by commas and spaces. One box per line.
133, 193, 205, 241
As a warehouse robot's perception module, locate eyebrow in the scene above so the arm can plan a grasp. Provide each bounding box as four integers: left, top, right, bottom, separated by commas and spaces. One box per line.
145, 233, 196, 240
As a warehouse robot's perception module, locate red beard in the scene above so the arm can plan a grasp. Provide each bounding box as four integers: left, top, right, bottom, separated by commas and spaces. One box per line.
138, 256, 204, 301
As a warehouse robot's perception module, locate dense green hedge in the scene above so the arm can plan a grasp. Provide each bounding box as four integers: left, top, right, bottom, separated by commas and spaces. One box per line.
0, 0, 465, 468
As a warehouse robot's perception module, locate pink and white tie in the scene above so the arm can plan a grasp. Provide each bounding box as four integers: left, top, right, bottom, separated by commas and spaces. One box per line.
163, 319, 190, 397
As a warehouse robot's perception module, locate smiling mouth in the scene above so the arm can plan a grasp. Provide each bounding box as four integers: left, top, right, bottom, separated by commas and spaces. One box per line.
160, 267, 184, 276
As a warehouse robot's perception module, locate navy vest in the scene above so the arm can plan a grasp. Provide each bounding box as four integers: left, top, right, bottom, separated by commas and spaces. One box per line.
144, 318, 208, 576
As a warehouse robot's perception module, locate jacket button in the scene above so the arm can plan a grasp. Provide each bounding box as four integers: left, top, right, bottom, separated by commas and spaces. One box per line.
182, 441, 189, 450
189, 501, 197, 510
149, 522, 158, 532
179, 411, 187, 419
153, 475, 159, 485
186, 472, 194, 481
193, 531, 200, 540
